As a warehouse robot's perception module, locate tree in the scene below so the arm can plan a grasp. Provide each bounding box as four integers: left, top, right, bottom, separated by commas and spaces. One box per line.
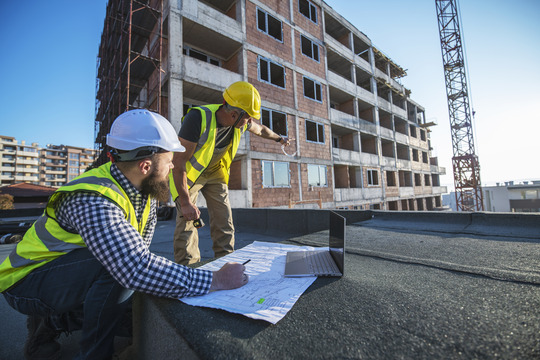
0, 194, 14, 210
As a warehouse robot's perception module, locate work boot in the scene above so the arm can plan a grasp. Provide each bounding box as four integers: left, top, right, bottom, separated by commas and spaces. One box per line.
24, 315, 61, 360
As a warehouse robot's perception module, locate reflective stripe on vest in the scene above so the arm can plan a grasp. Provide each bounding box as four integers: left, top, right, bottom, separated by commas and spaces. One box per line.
169, 105, 246, 200
0, 162, 151, 292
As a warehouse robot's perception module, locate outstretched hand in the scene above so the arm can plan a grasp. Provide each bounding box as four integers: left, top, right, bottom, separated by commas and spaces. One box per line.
210, 262, 248, 291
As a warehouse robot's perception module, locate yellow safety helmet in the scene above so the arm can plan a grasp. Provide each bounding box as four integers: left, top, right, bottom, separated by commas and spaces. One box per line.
223, 81, 261, 120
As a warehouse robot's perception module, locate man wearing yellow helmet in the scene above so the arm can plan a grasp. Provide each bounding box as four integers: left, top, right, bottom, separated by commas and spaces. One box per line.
170, 81, 290, 265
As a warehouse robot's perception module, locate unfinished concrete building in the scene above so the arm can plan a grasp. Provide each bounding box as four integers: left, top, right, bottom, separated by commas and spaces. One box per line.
94, 0, 447, 210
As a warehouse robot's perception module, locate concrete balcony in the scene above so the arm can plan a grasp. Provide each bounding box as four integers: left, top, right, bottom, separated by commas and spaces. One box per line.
332, 148, 360, 164
359, 153, 379, 167
327, 71, 356, 95
325, 36, 353, 60
334, 187, 382, 203
15, 168, 38, 174
14, 175, 39, 182
392, 105, 407, 119
395, 132, 408, 144
399, 187, 415, 197
379, 127, 393, 140
330, 108, 358, 129
16, 159, 39, 166
432, 186, 448, 195
197, 189, 250, 208
183, 56, 242, 91
353, 56, 371, 74
381, 156, 396, 167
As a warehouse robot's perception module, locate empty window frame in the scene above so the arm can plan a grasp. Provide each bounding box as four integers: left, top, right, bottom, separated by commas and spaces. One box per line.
262, 160, 290, 187
305, 120, 324, 143
303, 76, 322, 102
386, 171, 397, 187
410, 125, 417, 138
307, 164, 327, 187
183, 46, 220, 66
299, 0, 317, 23
300, 35, 319, 61
367, 169, 379, 186
412, 149, 419, 162
262, 108, 288, 136
257, 8, 283, 42
259, 56, 286, 88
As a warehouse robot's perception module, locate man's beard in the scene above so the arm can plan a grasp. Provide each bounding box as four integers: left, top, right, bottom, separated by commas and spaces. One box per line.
140, 170, 170, 203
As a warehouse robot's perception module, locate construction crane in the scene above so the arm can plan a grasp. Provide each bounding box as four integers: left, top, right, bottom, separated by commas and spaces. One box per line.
435, 0, 484, 211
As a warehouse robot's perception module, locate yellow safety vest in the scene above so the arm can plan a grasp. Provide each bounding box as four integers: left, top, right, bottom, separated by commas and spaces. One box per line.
169, 104, 246, 200
0, 162, 152, 292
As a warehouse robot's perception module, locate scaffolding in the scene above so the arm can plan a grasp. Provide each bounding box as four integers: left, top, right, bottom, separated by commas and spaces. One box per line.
94, 0, 164, 165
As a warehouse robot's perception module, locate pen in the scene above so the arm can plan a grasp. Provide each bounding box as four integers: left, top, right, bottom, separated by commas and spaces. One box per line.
242, 259, 251, 265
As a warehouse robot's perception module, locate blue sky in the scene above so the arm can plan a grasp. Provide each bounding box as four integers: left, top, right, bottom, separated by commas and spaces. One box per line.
0, 1, 539, 188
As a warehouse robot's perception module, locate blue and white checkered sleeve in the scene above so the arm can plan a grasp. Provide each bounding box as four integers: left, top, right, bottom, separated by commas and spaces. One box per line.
58, 193, 212, 298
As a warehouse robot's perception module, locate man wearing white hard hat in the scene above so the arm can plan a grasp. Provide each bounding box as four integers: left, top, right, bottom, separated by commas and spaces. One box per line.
0, 110, 248, 360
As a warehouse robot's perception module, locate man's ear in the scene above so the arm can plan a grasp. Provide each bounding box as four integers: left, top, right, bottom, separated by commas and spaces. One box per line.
138, 158, 153, 175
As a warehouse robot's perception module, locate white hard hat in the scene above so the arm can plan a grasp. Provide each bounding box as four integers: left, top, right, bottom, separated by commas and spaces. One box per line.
107, 109, 185, 153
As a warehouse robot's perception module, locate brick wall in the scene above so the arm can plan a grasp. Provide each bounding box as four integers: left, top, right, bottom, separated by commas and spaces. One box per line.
250, 111, 297, 153
297, 163, 333, 203
293, 0, 323, 40
296, 75, 327, 118
297, 117, 331, 160
251, 159, 299, 207
294, 30, 326, 79
247, 51, 296, 109
246, 2, 293, 64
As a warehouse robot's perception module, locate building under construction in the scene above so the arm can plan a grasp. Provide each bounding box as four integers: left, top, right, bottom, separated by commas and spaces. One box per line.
94, 0, 447, 210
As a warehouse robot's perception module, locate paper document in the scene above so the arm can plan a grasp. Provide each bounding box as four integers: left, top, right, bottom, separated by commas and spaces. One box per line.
180, 241, 319, 324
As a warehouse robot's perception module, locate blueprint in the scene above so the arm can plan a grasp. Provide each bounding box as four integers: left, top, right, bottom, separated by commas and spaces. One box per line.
180, 241, 319, 324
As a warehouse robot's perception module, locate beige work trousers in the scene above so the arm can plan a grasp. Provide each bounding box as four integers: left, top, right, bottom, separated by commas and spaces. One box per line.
173, 174, 235, 265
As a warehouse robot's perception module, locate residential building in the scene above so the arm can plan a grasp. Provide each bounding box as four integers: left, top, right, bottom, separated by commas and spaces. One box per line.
483, 181, 540, 213
0, 136, 40, 185
41, 145, 97, 186
94, 0, 447, 210
0, 136, 97, 188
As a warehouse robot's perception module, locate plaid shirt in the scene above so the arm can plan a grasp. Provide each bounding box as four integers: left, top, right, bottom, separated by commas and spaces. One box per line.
54, 163, 212, 298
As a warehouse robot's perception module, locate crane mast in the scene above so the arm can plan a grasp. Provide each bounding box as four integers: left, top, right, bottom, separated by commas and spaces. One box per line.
435, 0, 484, 211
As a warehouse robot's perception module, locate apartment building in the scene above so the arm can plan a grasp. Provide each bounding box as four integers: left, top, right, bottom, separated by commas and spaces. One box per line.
0, 136, 40, 186
483, 181, 540, 213
0, 136, 97, 188
94, 0, 447, 210
41, 145, 98, 186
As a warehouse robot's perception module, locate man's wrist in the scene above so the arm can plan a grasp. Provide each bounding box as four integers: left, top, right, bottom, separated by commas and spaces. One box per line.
275, 136, 282, 143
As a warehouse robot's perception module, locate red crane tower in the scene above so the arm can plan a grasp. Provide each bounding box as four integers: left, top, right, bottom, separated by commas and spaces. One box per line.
435, 0, 484, 211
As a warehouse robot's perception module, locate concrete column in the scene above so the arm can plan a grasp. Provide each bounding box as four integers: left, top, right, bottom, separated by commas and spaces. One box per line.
167, 5, 184, 132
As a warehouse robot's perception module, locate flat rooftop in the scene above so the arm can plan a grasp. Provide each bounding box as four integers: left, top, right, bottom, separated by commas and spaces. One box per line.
1, 209, 539, 359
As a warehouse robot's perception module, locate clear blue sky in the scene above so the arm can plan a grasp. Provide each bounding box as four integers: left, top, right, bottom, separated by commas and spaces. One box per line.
1, 1, 539, 188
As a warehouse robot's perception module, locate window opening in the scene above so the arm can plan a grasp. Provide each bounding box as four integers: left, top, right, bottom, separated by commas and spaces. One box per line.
299, 0, 317, 23
301, 35, 319, 61
257, 8, 283, 42
367, 169, 379, 186
306, 120, 324, 143
262, 108, 288, 136
259, 57, 285, 88
303, 76, 322, 102
262, 160, 290, 187
308, 164, 327, 186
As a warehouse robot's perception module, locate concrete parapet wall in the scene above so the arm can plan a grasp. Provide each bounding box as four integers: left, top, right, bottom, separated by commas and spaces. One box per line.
363, 210, 540, 239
